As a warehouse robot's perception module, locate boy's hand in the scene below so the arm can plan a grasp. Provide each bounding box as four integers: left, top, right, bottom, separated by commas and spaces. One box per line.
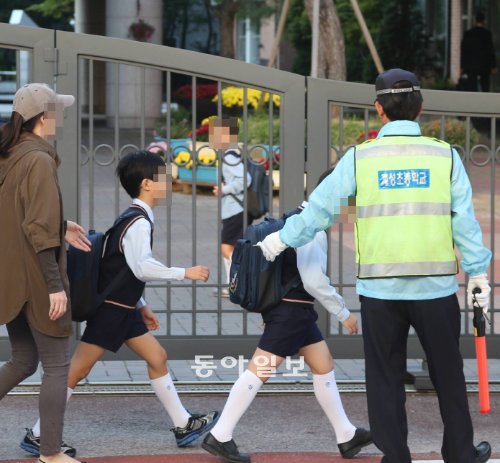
185, 266, 210, 281
140, 306, 160, 331
65, 221, 91, 252
49, 290, 67, 320
213, 182, 225, 196
341, 314, 358, 335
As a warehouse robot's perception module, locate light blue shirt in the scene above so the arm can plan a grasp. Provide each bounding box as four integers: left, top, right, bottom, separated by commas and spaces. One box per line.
279, 120, 492, 300
221, 150, 252, 220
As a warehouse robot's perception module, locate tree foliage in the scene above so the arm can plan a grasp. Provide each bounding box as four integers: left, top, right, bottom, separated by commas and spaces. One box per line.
0, 0, 73, 30
285, 0, 312, 75
286, 0, 380, 81
336, 0, 382, 83
27, 0, 74, 20
376, 0, 430, 76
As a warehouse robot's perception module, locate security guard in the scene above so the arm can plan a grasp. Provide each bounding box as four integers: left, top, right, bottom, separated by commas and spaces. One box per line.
257, 69, 492, 463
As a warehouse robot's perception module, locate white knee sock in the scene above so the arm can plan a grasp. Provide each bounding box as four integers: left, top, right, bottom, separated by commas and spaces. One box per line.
210, 369, 263, 443
150, 373, 190, 428
223, 257, 231, 284
313, 370, 356, 444
32, 387, 73, 438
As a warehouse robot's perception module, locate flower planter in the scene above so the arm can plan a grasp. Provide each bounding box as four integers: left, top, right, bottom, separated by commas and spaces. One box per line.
178, 165, 217, 184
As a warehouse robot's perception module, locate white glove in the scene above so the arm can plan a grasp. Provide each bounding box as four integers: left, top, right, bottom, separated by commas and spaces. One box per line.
256, 231, 288, 262
467, 274, 490, 315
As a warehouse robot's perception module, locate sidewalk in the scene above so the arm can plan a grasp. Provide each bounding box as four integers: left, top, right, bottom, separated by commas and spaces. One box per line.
7, 358, 500, 387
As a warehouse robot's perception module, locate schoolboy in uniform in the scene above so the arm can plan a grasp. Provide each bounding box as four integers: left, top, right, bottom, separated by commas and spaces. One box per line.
211, 117, 252, 297
21, 151, 219, 456
202, 170, 372, 463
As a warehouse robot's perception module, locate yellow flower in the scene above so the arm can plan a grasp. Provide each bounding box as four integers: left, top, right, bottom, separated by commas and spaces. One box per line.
198, 146, 217, 165
212, 87, 281, 108
201, 115, 217, 127
175, 151, 191, 165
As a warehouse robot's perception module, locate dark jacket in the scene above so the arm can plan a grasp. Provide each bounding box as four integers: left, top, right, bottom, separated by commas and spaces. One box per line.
461, 26, 496, 73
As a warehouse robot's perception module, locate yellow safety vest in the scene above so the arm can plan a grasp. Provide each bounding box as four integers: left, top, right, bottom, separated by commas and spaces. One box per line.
354, 135, 458, 278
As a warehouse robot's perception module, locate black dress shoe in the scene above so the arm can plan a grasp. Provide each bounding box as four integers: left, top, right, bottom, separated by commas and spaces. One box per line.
338, 427, 373, 459
202, 433, 251, 463
475, 441, 491, 463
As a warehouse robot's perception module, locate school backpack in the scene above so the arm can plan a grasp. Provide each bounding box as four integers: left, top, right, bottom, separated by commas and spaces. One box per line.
225, 150, 270, 220
245, 158, 270, 219
66, 209, 149, 322
229, 211, 301, 313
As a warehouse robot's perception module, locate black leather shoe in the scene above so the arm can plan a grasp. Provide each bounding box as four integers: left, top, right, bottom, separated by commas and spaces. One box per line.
338, 427, 373, 459
475, 441, 491, 463
202, 433, 251, 463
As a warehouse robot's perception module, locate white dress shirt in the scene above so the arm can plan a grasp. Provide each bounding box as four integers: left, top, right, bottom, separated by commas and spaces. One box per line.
295, 204, 350, 322
121, 198, 186, 308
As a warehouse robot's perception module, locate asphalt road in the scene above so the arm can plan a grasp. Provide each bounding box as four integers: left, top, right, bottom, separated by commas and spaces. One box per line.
0, 392, 499, 461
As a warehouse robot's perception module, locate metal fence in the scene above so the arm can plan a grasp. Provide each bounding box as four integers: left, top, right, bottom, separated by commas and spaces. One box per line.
0, 23, 498, 360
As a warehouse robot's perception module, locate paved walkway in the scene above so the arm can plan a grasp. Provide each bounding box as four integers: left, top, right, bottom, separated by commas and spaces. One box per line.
5, 358, 500, 385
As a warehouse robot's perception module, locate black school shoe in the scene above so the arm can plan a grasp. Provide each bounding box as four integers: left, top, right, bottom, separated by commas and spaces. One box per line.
338, 427, 373, 459
475, 441, 491, 463
171, 411, 220, 447
20, 428, 76, 457
202, 433, 251, 463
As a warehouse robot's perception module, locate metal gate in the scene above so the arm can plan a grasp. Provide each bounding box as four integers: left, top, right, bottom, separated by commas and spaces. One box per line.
0, 23, 498, 360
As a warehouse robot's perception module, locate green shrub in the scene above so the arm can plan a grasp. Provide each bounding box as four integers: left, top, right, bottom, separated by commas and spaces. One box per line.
421, 119, 479, 147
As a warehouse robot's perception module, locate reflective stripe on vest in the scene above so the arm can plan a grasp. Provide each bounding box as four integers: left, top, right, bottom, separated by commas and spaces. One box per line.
355, 136, 458, 279
357, 202, 451, 218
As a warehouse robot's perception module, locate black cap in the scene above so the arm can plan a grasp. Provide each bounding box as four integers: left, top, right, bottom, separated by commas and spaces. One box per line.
375, 68, 421, 96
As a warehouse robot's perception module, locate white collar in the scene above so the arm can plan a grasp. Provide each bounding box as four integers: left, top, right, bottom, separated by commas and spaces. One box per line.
132, 198, 155, 223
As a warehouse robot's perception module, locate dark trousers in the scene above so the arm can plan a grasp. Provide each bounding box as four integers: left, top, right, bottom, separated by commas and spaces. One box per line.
0, 309, 70, 456
360, 294, 476, 463
464, 70, 491, 92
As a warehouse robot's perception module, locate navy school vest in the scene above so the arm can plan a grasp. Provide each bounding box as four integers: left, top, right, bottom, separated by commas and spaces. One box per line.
98, 205, 153, 308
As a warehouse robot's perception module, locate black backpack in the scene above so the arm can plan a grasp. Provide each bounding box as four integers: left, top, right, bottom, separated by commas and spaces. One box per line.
225, 150, 270, 220
229, 211, 301, 313
247, 159, 270, 219
67, 210, 149, 322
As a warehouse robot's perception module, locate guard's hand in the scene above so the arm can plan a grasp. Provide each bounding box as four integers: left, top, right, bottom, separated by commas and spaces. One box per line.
256, 231, 288, 262
185, 265, 210, 281
467, 274, 490, 315
49, 291, 68, 320
341, 314, 358, 335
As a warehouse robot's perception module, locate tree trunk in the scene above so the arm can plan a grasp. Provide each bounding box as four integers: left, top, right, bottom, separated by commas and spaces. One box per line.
214, 0, 240, 58
305, 0, 346, 80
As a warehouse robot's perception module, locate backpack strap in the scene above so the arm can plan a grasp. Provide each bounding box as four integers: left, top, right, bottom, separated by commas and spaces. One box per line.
227, 192, 244, 207
96, 206, 153, 308
279, 206, 305, 298
281, 273, 302, 298
96, 266, 130, 307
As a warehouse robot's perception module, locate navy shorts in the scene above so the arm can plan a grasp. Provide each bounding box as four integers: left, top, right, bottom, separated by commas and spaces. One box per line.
221, 212, 253, 245
258, 302, 324, 358
81, 303, 148, 353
